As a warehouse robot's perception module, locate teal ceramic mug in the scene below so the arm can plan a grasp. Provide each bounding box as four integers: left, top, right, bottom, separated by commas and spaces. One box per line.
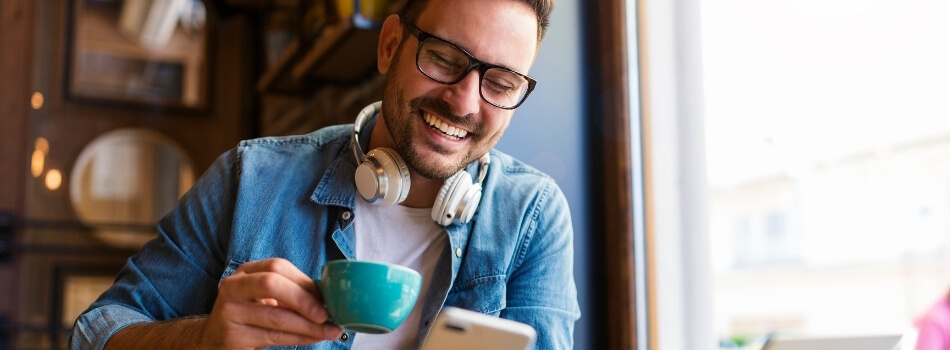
315, 260, 422, 334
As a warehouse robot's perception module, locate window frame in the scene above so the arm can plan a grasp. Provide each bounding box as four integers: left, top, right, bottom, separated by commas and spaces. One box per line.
584, 0, 648, 348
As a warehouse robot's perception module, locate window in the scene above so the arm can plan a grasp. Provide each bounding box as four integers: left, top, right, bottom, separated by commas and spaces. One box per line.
703, 0, 950, 345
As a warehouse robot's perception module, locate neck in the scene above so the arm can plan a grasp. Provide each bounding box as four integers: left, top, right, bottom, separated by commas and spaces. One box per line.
400, 174, 443, 208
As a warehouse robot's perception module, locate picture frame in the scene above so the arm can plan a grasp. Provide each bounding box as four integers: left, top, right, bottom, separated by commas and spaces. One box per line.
50, 263, 123, 348
65, 0, 210, 110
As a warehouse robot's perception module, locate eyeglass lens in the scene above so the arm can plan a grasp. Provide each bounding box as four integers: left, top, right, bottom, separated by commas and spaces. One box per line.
417, 38, 531, 109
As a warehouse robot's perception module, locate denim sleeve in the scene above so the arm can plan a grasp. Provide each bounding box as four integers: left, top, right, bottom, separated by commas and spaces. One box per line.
69, 149, 240, 349
69, 305, 153, 350
500, 179, 581, 350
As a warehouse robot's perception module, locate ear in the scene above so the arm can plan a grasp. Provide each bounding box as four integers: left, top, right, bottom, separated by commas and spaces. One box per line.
377, 14, 403, 74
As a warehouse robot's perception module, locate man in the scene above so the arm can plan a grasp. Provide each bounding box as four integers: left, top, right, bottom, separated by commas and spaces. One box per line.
70, 0, 580, 349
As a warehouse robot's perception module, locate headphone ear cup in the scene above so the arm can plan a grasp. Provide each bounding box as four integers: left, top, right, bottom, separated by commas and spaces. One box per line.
457, 183, 482, 224
355, 147, 410, 205
432, 171, 465, 226
431, 171, 481, 226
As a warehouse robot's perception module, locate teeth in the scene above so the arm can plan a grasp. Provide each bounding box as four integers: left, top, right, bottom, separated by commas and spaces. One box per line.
424, 112, 469, 140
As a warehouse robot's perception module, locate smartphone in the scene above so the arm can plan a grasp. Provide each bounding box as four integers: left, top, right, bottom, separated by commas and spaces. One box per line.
419, 307, 537, 350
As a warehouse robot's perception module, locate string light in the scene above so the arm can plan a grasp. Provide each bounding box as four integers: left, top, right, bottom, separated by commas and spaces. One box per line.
45, 169, 62, 190
31, 92, 44, 110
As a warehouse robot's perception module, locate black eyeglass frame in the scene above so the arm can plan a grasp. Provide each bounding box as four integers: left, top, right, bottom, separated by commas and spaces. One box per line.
401, 20, 538, 110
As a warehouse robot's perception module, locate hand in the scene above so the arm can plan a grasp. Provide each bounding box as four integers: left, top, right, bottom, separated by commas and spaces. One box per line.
199, 258, 343, 349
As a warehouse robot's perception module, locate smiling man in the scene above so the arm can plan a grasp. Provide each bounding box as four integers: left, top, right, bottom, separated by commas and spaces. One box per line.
70, 0, 580, 349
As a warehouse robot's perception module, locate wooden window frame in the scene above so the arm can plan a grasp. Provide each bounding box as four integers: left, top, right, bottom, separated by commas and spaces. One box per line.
585, 0, 652, 348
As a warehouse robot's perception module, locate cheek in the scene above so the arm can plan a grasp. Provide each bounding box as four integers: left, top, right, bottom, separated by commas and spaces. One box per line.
480, 116, 511, 146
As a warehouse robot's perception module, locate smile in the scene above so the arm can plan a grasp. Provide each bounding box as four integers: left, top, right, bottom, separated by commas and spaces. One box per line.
424, 112, 469, 141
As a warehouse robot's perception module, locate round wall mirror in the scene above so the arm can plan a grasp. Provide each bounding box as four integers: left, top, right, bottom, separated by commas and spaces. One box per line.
69, 128, 195, 249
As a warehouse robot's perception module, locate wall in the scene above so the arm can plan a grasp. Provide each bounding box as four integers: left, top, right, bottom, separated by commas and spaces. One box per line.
493, 0, 593, 348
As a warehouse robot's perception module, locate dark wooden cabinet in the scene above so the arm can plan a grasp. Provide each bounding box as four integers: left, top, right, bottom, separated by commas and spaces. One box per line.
227, 0, 403, 137
256, 20, 382, 93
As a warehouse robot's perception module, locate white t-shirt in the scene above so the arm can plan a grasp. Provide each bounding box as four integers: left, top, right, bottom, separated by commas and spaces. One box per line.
351, 199, 447, 350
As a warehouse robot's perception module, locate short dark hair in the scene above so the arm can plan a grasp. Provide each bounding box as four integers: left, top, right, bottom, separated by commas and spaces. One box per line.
399, 0, 554, 46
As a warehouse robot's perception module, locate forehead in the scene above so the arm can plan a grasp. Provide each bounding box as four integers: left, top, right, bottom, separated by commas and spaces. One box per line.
414, 0, 538, 72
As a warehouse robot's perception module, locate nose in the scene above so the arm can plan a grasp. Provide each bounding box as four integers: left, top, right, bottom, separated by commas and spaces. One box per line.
440, 70, 482, 116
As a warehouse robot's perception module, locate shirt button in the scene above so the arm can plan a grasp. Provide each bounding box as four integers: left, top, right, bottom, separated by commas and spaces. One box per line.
340, 332, 349, 342
341, 211, 352, 220
455, 248, 462, 258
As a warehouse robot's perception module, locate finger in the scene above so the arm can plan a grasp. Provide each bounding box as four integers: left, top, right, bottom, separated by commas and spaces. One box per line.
259, 298, 279, 307
222, 266, 330, 323
221, 301, 344, 342
236, 258, 319, 294
220, 272, 327, 322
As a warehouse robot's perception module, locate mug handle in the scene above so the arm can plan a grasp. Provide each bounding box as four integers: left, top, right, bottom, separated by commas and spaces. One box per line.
315, 278, 337, 324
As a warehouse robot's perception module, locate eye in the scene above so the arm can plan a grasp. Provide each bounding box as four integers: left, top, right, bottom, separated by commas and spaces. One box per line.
484, 78, 516, 94
421, 42, 468, 76
483, 70, 524, 95
427, 50, 459, 68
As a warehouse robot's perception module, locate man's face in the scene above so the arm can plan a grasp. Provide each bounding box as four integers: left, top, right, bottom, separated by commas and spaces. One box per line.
378, 0, 538, 180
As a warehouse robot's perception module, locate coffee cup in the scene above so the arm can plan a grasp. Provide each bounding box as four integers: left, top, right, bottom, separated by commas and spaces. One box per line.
315, 260, 422, 334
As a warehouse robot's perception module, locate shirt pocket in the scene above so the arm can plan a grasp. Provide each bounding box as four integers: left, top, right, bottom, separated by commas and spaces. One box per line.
219, 260, 243, 284
444, 274, 507, 316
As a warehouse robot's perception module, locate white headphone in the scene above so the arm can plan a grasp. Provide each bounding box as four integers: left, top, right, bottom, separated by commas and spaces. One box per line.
352, 102, 490, 226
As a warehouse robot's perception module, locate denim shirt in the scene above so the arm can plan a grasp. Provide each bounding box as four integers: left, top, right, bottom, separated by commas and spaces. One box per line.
70, 124, 580, 350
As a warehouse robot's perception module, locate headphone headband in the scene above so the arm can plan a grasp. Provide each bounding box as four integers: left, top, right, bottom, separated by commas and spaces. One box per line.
352, 101, 382, 164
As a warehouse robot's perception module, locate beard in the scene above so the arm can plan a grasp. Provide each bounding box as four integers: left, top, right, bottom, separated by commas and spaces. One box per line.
381, 53, 484, 180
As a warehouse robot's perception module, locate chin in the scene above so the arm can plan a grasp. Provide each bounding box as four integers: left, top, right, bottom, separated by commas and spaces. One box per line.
407, 152, 468, 180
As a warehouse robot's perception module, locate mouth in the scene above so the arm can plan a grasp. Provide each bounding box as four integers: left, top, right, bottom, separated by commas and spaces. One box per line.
423, 111, 469, 141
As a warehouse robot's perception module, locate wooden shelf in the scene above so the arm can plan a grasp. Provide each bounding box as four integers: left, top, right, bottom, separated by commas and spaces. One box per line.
256, 19, 381, 94
221, 0, 407, 94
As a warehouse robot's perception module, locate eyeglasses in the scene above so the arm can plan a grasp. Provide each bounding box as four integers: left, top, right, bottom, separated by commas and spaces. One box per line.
401, 20, 537, 110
